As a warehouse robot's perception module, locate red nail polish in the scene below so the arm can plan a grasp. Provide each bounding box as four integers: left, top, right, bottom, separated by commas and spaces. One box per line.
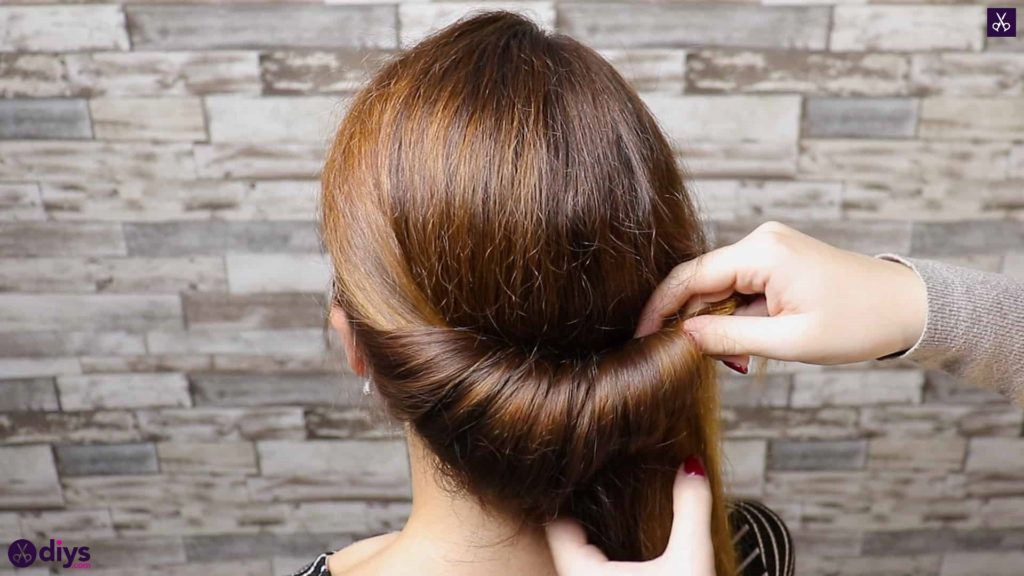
683, 456, 706, 477
723, 361, 748, 375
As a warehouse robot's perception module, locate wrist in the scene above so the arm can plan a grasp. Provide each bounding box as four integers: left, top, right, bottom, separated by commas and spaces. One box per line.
875, 254, 928, 355
896, 262, 928, 352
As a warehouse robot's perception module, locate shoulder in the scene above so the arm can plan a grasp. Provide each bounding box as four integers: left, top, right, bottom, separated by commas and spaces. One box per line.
727, 500, 795, 576
284, 533, 398, 576
326, 532, 400, 576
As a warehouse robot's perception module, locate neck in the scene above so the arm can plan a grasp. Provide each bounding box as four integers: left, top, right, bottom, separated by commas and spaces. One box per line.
384, 432, 558, 576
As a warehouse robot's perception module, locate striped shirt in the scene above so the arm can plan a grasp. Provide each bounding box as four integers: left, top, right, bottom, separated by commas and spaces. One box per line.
287, 500, 794, 576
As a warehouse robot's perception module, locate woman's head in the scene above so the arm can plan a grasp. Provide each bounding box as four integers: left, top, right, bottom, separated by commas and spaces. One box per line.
321, 10, 734, 571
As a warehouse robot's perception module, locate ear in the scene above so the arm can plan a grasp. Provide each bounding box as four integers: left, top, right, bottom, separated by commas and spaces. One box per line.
329, 306, 368, 377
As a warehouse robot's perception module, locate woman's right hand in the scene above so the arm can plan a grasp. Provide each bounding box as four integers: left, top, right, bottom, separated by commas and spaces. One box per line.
635, 222, 928, 368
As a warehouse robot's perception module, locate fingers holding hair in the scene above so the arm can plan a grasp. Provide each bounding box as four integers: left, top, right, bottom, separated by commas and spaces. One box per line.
664, 458, 715, 573
544, 460, 718, 576
635, 241, 771, 339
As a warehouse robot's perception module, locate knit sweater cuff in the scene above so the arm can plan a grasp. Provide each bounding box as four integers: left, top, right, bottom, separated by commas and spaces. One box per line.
874, 253, 1023, 405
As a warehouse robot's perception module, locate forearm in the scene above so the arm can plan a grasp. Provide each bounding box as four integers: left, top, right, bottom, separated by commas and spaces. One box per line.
878, 254, 1024, 406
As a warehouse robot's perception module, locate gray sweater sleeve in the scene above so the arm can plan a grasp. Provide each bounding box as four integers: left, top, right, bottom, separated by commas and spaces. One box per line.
876, 254, 1024, 406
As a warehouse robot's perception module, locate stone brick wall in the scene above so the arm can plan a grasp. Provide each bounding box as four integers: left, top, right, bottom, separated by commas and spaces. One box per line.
1, 2, 1022, 575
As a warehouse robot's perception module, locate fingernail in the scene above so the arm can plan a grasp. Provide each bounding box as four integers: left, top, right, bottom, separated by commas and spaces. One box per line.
683, 455, 706, 477
722, 360, 748, 375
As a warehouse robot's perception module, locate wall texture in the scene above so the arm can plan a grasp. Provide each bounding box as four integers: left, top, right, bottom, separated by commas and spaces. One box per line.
1, 2, 1023, 575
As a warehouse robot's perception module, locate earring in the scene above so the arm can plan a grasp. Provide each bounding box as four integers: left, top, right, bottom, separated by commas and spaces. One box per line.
362, 377, 373, 396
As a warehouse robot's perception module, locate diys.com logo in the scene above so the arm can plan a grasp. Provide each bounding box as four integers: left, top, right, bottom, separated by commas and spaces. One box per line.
7, 538, 92, 569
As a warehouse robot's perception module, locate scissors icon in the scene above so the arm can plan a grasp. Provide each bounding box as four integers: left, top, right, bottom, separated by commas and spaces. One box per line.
8, 539, 37, 567
992, 11, 1011, 33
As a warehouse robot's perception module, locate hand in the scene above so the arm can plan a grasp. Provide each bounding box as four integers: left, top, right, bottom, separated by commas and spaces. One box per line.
544, 461, 715, 576
635, 222, 927, 368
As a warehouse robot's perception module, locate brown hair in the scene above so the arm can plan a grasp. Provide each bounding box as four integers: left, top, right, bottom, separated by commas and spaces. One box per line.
321, 11, 736, 572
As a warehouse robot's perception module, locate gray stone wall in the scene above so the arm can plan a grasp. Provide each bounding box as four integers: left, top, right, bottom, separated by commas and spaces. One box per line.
0, 3, 1022, 575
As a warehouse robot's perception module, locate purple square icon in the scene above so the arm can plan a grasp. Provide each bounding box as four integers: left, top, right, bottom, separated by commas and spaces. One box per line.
988, 8, 1016, 38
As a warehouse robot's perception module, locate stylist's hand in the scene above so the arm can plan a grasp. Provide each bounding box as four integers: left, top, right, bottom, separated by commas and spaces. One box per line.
545, 460, 715, 576
636, 221, 927, 368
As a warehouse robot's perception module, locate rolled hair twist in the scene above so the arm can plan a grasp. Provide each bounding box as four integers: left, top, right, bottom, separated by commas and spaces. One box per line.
321, 10, 737, 571
354, 301, 737, 561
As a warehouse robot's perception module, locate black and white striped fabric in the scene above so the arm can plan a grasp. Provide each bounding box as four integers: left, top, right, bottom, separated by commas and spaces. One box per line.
727, 500, 795, 576
286, 500, 794, 576
289, 552, 330, 576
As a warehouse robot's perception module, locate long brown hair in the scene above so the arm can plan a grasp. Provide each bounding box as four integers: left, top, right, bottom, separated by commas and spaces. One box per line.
321, 11, 736, 573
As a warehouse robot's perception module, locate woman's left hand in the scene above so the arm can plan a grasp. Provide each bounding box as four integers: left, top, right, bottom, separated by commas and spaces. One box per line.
544, 461, 715, 576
